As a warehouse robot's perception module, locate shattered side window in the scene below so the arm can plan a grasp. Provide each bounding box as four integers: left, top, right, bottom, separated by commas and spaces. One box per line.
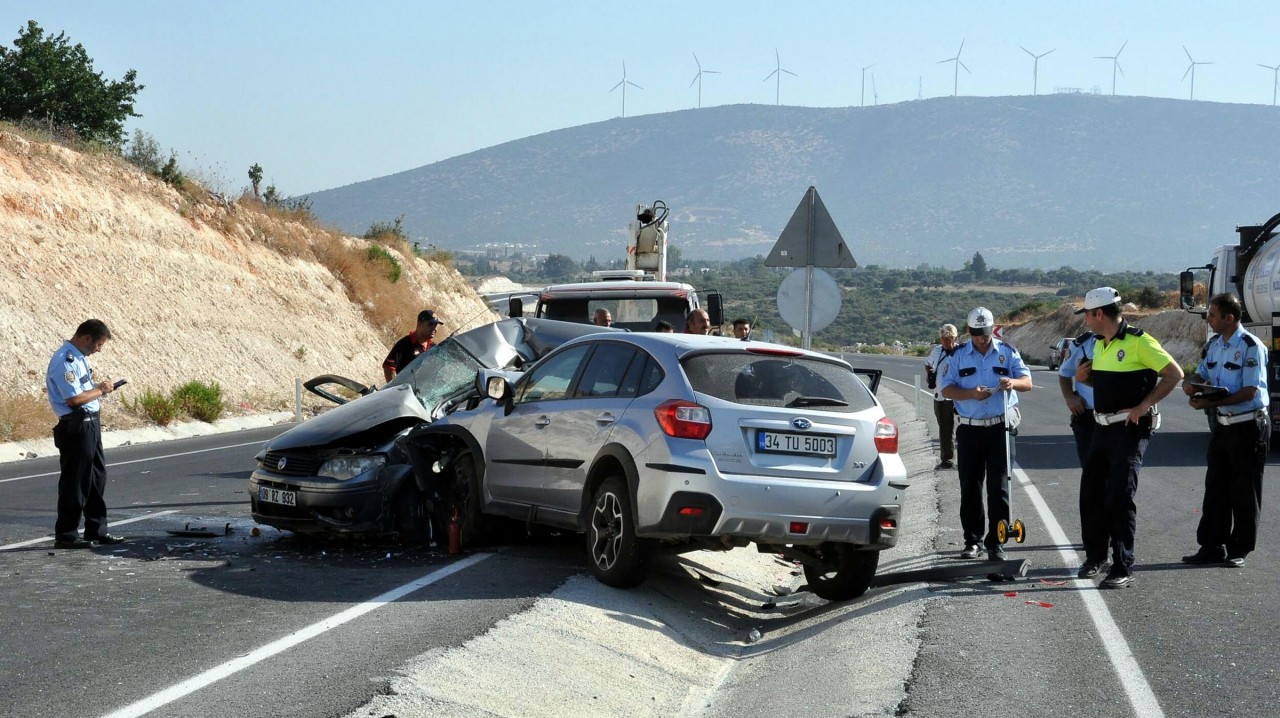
391, 341, 483, 412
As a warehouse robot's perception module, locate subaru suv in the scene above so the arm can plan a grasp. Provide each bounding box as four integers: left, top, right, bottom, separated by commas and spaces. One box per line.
401, 333, 907, 601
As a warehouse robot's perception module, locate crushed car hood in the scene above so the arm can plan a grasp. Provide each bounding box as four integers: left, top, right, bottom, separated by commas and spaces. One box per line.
262, 318, 616, 453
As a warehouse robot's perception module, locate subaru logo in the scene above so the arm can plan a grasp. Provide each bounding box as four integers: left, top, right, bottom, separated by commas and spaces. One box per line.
791, 418, 812, 430
277, 457, 288, 471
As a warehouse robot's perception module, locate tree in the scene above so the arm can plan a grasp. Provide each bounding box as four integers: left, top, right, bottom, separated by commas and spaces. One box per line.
248, 163, 263, 199
0, 21, 143, 146
970, 251, 988, 280
543, 254, 579, 280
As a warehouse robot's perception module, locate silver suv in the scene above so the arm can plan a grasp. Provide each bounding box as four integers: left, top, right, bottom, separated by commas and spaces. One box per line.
402, 333, 907, 601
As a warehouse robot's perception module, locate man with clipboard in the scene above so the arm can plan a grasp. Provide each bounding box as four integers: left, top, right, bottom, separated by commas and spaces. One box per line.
1181, 293, 1270, 568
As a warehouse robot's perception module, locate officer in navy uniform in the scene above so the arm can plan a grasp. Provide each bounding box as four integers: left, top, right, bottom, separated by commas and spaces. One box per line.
1058, 329, 1114, 577
1180, 293, 1270, 567
939, 307, 1033, 560
45, 319, 125, 549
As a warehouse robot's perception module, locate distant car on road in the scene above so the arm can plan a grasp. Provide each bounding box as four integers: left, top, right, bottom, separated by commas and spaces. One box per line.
402, 332, 907, 601
1048, 337, 1073, 371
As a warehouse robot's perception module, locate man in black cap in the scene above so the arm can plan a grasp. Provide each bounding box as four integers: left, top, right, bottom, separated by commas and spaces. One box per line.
383, 310, 443, 381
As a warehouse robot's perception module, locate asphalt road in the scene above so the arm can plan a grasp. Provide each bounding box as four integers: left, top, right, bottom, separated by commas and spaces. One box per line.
2, 355, 1276, 718
852, 353, 1279, 718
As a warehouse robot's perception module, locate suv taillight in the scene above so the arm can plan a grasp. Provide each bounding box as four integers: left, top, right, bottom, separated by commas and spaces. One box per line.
874, 417, 898, 454
655, 400, 712, 440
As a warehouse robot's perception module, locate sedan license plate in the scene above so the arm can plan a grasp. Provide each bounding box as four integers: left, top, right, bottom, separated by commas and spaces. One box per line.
757, 430, 836, 457
258, 486, 297, 506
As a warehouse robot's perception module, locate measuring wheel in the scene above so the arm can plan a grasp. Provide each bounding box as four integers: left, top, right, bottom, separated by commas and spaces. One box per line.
1010, 518, 1026, 544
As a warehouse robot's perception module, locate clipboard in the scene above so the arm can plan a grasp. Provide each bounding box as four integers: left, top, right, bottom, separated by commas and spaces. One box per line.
1188, 382, 1229, 400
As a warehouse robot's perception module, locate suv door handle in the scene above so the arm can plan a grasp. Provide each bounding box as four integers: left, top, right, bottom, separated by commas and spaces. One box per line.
596, 412, 615, 425
535, 415, 551, 427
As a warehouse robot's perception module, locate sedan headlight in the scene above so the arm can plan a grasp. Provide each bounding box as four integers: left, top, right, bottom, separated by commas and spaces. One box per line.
317, 454, 386, 481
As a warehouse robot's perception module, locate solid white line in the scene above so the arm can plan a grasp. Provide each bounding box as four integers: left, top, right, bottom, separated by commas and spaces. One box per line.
1012, 465, 1166, 718
98, 553, 493, 718
0, 440, 267, 484
0, 510, 180, 551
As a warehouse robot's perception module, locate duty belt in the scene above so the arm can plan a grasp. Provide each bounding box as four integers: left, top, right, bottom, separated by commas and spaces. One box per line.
1216, 408, 1267, 426
1095, 407, 1159, 427
957, 416, 1003, 427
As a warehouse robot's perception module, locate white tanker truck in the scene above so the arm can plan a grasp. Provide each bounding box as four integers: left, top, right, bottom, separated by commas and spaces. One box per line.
1179, 209, 1280, 430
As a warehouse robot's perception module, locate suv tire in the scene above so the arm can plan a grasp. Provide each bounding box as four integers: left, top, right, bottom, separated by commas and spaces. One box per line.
803, 543, 880, 601
587, 476, 654, 588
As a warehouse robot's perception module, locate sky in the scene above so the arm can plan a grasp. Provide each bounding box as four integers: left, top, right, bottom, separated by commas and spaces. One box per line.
8, 1, 1280, 196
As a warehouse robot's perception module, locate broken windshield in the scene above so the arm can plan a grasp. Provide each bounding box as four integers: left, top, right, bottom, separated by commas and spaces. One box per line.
385, 340, 482, 414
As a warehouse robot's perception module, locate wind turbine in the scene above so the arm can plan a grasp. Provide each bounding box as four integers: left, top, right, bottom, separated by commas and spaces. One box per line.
1182, 46, 1212, 100
871, 73, 879, 106
937, 40, 969, 97
1094, 41, 1127, 95
763, 50, 797, 105
1259, 62, 1280, 106
857, 62, 876, 107
1020, 45, 1055, 96
610, 61, 642, 117
689, 53, 720, 109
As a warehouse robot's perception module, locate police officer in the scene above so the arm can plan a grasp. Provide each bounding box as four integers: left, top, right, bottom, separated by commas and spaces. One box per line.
925, 323, 960, 470
46, 319, 125, 549
1180, 293, 1269, 568
939, 307, 1033, 560
1075, 287, 1183, 588
1058, 329, 1111, 578
383, 309, 443, 381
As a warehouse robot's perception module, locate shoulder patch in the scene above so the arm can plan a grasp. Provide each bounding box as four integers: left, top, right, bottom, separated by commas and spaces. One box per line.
64, 370, 75, 383
1073, 331, 1094, 346
1123, 326, 1146, 337
1242, 333, 1258, 348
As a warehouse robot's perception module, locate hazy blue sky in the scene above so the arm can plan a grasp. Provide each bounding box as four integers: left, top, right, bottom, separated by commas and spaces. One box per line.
8, 2, 1278, 195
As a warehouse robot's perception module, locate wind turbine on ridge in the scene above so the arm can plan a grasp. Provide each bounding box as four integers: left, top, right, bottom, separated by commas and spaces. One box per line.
689, 53, 720, 109
871, 73, 879, 106
763, 50, 797, 105
1019, 45, 1055, 96
857, 62, 876, 107
937, 40, 969, 97
1259, 62, 1280, 106
610, 61, 642, 118
1095, 41, 1127, 95
1182, 46, 1212, 101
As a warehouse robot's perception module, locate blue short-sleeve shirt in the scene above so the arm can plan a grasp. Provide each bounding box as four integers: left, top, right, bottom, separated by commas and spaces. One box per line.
938, 338, 1029, 420
1196, 325, 1268, 415
1058, 333, 1097, 410
46, 341, 98, 417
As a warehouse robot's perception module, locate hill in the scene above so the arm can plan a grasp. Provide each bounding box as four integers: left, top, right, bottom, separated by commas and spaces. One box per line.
0, 129, 494, 437
304, 95, 1280, 272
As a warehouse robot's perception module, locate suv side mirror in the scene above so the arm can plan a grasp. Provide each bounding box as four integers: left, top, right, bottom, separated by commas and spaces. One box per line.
705, 292, 723, 327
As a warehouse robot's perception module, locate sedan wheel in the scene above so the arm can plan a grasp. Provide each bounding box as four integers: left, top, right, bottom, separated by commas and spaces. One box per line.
586, 476, 653, 588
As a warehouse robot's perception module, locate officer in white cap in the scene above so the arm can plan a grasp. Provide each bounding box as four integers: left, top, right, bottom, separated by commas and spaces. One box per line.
1074, 286, 1183, 588
938, 307, 1033, 561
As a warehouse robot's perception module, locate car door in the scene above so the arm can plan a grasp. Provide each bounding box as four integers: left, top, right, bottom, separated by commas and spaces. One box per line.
540, 342, 645, 513
482, 344, 592, 505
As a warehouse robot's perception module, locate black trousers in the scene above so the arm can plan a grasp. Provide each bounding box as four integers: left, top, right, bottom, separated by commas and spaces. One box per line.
934, 399, 955, 463
1083, 419, 1151, 574
956, 423, 1011, 549
53, 411, 108, 542
1071, 412, 1111, 564
1197, 414, 1270, 557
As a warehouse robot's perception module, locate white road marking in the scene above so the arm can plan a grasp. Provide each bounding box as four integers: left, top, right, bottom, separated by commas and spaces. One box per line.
887, 370, 1166, 717
98, 553, 493, 718
0, 440, 267, 484
0, 510, 180, 551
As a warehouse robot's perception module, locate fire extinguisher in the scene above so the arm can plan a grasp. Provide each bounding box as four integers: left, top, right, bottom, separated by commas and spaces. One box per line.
448, 508, 461, 555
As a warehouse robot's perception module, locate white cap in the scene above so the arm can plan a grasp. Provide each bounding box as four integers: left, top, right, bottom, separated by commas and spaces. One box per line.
966, 307, 994, 336
1075, 287, 1121, 314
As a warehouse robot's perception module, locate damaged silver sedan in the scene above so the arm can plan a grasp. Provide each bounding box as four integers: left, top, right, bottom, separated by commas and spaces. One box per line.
248, 318, 612, 541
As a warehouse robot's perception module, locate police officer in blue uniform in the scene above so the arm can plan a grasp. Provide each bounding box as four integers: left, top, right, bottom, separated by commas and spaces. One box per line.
939, 307, 1033, 560
1058, 330, 1113, 577
45, 319, 125, 549
1180, 293, 1270, 567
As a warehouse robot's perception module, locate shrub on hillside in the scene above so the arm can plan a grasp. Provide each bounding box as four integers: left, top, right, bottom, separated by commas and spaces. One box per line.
128, 390, 179, 426
366, 244, 403, 283
363, 215, 409, 243
172, 380, 224, 422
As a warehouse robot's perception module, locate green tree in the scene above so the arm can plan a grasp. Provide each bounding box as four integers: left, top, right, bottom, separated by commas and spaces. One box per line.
248, 163, 263, 199
0, 21, 143, 146
970, 251, 988, 280
543, 253, 579, 280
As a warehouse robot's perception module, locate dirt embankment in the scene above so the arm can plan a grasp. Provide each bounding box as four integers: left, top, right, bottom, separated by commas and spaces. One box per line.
0, 131, 495, 428
1002, 304, 1207, 368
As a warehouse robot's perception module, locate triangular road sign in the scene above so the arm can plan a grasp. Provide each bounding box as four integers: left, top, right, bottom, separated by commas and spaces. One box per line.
765, 186, 857, 268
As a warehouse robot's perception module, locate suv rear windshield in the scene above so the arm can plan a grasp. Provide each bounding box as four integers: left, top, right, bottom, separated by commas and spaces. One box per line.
681, 353, 877, 413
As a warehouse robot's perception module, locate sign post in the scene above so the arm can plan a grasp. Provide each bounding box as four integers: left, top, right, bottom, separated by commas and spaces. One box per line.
765, 187, 857, 349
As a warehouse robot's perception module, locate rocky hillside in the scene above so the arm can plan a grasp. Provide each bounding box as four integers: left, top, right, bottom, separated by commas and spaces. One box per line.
1003, 304, 1207, 369
0, 131, 495, 426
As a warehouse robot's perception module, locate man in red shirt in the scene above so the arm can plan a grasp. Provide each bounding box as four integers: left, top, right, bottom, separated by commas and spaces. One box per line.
383, 310, 443, 381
